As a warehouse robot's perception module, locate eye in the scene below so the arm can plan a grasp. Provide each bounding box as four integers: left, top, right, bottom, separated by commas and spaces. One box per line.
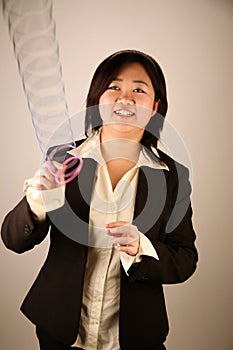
107, 85, 120, 91
133, 88, 145, 93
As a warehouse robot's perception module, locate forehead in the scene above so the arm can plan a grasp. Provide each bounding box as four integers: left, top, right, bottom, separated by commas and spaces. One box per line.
115, 62, 152, 84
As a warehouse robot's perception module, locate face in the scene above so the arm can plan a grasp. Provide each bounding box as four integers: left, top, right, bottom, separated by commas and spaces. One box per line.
99, 62, 159, 140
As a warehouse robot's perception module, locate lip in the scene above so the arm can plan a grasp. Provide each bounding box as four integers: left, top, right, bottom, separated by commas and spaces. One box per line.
113, 108, 135, 119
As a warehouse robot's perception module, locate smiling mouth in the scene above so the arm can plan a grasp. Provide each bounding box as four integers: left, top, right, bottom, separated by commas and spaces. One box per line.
114, 109, 135, 117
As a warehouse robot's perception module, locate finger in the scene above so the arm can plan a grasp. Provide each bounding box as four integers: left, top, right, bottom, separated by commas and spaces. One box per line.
29, 177, 47, 190
47, 161, 67, 184
31, 176, 54, 190
112, 236, 138, 246
55, 166, 67, 184
107, 228, 130, 239
106, 229, 123, 238
34, 161, 66, 188
34, 166, 55, 183
39, 167, 56, 183
45, 160, 63, 173
114, 242, 139, 256
107, 224, 132, 234
106, 221, 129, 228
107, 225, 138, 238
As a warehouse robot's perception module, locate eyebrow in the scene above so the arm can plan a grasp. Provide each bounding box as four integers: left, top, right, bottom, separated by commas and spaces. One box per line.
112, 78, 149, 87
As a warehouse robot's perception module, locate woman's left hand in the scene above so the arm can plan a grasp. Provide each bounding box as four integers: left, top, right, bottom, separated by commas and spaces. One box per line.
106, 221, 140, 256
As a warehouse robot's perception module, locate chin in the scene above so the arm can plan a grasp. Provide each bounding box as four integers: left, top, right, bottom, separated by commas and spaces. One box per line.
111, 121, 141, 133
105, 123, 144, 142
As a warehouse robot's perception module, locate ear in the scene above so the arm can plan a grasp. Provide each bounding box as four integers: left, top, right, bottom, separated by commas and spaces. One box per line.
153, 99, 160, 113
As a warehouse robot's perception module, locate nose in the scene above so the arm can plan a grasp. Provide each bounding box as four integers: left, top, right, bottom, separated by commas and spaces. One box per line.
116, 90, 134, 105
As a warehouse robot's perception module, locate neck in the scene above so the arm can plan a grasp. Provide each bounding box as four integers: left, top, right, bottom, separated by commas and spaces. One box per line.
101, 124, 144, 143
100, 128, 141, 164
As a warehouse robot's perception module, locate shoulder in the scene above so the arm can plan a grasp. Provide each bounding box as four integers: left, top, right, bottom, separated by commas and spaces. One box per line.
157, 149, 189, 176
157, 149, 192, 197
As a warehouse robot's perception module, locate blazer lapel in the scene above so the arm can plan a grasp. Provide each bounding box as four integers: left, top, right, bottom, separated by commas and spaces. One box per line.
63, 158, 97, 245
133, 166, 167, 236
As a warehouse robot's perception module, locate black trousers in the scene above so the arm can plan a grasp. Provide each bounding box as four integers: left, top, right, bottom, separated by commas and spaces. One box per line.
36, 327, 83, 350
36, 326, 166, 350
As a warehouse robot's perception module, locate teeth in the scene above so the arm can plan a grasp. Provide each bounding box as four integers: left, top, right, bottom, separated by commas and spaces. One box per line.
115, 109, 134, 117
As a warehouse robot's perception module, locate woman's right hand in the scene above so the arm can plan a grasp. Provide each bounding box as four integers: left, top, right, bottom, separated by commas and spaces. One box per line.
24, 162, 66, 222
29, 161, 65, 191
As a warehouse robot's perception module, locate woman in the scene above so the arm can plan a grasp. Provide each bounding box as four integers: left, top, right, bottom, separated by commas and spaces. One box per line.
1, 50, 198, 350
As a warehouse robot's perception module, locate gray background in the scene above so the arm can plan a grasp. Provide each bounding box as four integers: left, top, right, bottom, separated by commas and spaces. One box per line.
0, 0, 232, 349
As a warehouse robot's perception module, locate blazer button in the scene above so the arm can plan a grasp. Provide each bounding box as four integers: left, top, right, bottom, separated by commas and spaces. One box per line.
130, 276, 148, 282
140, 276, 148, 281
24, 224, 31, 234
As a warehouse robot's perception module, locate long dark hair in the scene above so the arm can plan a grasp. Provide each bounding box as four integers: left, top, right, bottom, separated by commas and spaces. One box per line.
85, 50, 168, 149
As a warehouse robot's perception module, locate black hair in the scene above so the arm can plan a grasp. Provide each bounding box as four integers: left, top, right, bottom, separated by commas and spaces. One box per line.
85, 49, 168, 149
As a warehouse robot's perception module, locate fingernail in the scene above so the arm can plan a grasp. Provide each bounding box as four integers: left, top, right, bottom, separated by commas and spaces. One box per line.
114, 243, 121, 248
110, 228, 117, 233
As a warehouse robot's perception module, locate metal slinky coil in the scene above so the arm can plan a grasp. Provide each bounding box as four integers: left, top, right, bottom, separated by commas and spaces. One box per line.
3, 0, 75, 155
3, 0, 83, 183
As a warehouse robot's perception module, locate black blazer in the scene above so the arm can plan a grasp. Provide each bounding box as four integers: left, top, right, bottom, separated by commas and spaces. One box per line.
1, 149, 198, 350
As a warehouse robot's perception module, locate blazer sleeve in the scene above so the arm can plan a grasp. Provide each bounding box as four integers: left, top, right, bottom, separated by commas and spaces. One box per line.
1, 197, 50, 254
128, 164, 198, 285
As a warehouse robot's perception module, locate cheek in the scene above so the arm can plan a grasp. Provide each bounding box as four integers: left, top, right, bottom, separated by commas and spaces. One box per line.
99, 91, 114, 105
99, 103, 114, 123
99, 95, 106, 105
136, 103, 154, 127
136, 95, 155, 109
138, 111, 153, 127
99, 92, 116, 122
